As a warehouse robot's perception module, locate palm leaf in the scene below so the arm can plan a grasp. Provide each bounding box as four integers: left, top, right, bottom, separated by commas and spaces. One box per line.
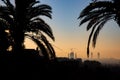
80, 1, 113, 18
92, 16, 113, 47
28, 1, 39, 8
28, 4, 52, 19
25, 34, 49, 60
86, 20, 101, 58
40, 34, 56, 59
2, 0, 15, 15
86, 15, 113, 57
86, 12, 114, 31
29, 18, 55, 41
79, 9, 113, 26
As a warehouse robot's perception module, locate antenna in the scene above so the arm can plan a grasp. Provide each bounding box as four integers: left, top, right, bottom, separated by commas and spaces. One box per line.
97, 52, 100, 59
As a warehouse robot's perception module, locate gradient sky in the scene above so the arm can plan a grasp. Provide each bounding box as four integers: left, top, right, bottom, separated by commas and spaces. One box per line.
35, 0, 120, 59
0, 0, 120, 59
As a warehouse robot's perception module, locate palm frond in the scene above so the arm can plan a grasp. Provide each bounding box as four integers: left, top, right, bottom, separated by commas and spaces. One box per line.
87, 17, 97, 31
2, 0, 15, 15
86, 15, 113, 57
0, 6, 10, 15
28, 1, 39, 8
28, 4, 52, 19
79, 13, 100, 26
79, 0, 120, 58
79, 9, 114, 26
79, 1, 113, 18
25, 34, 49, 60
29, 18, 55, 41
86, 21, 100, 58
86, 13, 114, 30
47, 42, 56, 59
92, 16, 112, 48
41, 34, 56, 59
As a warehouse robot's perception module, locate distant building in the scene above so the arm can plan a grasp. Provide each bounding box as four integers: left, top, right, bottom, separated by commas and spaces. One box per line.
68, 51, 77, 59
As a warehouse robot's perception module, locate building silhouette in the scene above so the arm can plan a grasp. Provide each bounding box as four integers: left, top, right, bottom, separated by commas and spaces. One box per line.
68, 51, 77, 59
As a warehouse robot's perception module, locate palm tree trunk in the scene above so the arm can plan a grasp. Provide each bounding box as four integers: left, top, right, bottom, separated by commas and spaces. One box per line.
13, 0, 26, 54
13, 29, 24, 54
13, 0, 36, 54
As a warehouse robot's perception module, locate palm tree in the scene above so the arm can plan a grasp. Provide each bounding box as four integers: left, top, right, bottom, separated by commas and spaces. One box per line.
0, 0, 56, 60
78, 0, 120, 58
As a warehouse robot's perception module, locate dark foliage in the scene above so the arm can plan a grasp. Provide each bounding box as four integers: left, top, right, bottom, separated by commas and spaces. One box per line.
0, 0, 56, 59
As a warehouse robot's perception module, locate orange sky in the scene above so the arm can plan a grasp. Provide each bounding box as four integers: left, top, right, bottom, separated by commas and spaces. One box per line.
25, 21, 120, 59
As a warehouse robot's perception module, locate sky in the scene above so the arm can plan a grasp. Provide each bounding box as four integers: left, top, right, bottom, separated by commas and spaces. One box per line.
0, 0, 120, 59
36, 0, 120, 59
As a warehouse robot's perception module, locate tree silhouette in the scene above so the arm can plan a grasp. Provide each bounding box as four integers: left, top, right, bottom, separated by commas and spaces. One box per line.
0, 20, 10, 53
78, 0, 120, 58
0, 0, 56, 59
